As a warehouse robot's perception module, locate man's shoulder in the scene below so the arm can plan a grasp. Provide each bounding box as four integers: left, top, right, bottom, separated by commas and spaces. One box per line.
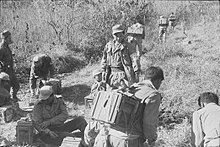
134, 84, 159, 100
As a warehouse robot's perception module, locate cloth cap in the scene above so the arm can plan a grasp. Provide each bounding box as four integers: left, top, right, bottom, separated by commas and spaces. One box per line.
33, 54, 48, 63
1, 30, 11, 39
112, 24, 124, 35
93, 69, 102, 77
0, 72, 10, 81
39, 85, 53, 100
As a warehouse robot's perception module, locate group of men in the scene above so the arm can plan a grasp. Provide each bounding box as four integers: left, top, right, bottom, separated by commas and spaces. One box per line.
158, 12, 176, 43
1, 12, 220, 147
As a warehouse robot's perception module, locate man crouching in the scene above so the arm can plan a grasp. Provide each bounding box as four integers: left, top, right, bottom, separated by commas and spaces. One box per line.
32, 85, 87, 147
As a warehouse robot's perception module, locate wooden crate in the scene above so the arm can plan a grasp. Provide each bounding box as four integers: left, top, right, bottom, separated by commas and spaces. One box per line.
90, 91, 140, 129
16, 120, 34, 145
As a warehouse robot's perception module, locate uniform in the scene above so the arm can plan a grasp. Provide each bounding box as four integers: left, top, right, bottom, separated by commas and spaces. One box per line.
168, 13, 176, 30
127, 36, 142, 82
0, 42, 19, 100
0, 86, 11, 106
158, 16, 168, 43
127, 22, 144, 82
94, 80, 162, 147
32, 95, 87, 146
192, 103, 220, 147
101, 39, 135, 87
29, 54, 54, 95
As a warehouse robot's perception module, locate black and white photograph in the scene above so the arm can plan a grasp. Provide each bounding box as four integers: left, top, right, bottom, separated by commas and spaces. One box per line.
0, 0, 219, 147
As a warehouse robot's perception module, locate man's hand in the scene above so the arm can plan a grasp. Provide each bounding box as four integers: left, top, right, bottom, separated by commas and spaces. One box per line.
40, 121, 50, 129
48, 130, 58, 138
41, 79, 47, 85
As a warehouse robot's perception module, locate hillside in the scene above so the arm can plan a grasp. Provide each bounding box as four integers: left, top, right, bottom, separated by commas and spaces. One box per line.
0, 1, 219, 147
0, 17, 219, 147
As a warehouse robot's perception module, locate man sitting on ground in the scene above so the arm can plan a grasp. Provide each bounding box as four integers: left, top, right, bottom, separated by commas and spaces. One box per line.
32, 85, 87, 147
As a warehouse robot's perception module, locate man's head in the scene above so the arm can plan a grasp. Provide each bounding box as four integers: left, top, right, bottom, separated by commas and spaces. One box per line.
33, 54, 43, 67
198, 92, 219, 107
0, 72, 10, 88
1, 30, 13, 44
112, 24, 125, 42
144, 66, 164, 90
39, 85, 54, 105
93, 69, 102, 82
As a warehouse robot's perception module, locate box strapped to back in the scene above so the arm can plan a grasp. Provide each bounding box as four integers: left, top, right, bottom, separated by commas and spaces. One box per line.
127, 23, 144, 35
90, 90, 141, 130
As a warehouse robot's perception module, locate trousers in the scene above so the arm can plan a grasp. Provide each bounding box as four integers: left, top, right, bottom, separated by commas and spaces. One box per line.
39, 117, 87, 146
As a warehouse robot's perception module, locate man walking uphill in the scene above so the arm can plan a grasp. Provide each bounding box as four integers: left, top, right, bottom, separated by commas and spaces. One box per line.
94, 66, 164, 147
0, 30, 20, 102
101, 24, 135, 88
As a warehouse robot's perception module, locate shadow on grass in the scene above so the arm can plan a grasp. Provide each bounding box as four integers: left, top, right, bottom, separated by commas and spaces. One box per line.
62, 84, 91, 105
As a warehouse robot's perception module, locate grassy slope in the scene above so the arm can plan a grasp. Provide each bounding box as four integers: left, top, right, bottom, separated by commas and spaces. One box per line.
0, 19, 220, 146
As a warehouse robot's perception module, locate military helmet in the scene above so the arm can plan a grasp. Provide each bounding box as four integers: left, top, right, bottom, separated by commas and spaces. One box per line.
1, 30, 11, 39
112, 24, 124, 35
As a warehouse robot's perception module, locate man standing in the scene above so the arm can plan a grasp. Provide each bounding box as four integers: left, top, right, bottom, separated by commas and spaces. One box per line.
192, 92, 220, 147
0, 30, 20, 102
126, 21, 144, 82
29, 54, 54, 97
158, 16, 168, 43
94, 66, 164, 147
168, 12, 176, 31
101, 24, 135, 88
32, 85, 87, 147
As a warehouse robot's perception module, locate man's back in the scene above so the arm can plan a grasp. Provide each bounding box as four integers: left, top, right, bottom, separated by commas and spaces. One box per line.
193, 103, 220, 146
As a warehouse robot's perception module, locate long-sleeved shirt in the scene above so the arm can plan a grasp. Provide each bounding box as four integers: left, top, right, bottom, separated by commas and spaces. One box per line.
101, 39, 132, 71
0, 42, 14, 70
0, 86, 10, 106
32, 96, 68, 130
101, 39, 135, 85
134, 80, 162, 142
30, 54, 54, 80
192, 103, 220, 147
109, 80, 161, 142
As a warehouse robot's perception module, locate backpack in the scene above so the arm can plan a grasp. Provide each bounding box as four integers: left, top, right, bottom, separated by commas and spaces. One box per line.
169, 15, 176, 21
90, 90, 141, 131
127, 23, 144, 35
159, 18, 168, 26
